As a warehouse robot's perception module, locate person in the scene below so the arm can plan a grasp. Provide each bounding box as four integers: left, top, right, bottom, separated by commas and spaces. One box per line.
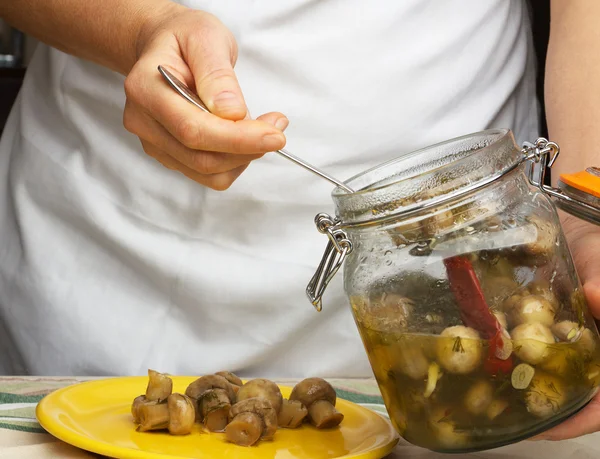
0, 0, 598, 441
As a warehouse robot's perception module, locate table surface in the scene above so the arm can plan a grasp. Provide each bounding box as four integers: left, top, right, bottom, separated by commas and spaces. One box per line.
1, 376, 599, 459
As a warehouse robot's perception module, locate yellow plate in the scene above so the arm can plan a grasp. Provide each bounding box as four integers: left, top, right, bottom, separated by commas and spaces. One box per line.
36, 376, 399, 459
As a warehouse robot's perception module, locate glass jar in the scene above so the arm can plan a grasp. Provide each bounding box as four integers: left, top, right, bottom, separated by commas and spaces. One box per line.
307, 129, 600, 453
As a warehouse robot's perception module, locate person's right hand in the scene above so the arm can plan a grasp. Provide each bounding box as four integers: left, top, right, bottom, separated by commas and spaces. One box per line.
123, 3, 288, 190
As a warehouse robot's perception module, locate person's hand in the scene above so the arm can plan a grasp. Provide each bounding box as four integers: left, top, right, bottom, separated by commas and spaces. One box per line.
530, 211, 600, 441
123, 4, 288, 190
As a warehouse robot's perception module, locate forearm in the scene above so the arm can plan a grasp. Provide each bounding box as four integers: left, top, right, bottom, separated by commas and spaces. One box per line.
0, 0, 181, 75
546, 0, 600, 187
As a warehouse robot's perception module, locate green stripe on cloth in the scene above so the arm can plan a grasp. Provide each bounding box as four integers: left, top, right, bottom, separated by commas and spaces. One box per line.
0, 421, 45, 434
335, 388, 384, 405
0, 393, 44, 404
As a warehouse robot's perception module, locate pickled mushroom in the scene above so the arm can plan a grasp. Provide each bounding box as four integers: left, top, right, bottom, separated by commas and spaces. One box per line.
216, 371, 243, 393
508, 295, 556, 328
428, 406, 469, 449
131, 395, 146, 423
237, 379, 283, 414
486, 399, 509, 420
552, 320, 581, 342
137, 401, 170, 432
521, 215, 558, 264
226, 398, 277, 446
278, 399, 308, 428
167, 393, 195, 435
362, 293, 414, 332
464, 380, 493, 415
289, 378, 344, 429
185, 375, 236, 429
145, 369, 173, 402
524, 371, 567, 418
395, 345, 429, 380
511, 322, 555, 365
199, 388, 232, 432
436, 326, 483, 374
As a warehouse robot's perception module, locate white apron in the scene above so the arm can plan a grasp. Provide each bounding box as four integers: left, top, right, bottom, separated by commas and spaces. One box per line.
0, 0, 539, 378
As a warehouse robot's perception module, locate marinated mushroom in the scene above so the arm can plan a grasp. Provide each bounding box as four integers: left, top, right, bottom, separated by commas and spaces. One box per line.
436, 326, 483, 374
226, 398, 278, 446
145, 369, 173, 402
289, 378, 344, 429
553, 322, 599, 356
428, 406, 469, 449
185, 375, 236, 429
131, 395, 146, 423
167, 393, 195, 435
395, 345, 429, 380
511, 322, 555, 365
524, 371, 567, 418
360, 293, 414, 333
137, 400, 170, 432
508, 295, 556, 328
464, 380, 493, 415
237, 379, 283, 414
486, 399, 509, 421
216, 371, 243, 393
278, 399, 308, 428
200, 388, 232, 432
521, 215, 558, 265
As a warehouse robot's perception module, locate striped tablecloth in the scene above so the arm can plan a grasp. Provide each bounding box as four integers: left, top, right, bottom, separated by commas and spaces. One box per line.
1, 376, 600, 459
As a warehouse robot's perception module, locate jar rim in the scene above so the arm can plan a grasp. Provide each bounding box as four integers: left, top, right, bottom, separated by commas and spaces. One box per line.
331, 128, 524, 227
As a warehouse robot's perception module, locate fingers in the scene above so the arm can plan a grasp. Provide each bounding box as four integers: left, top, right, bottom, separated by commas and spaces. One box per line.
529, 396, 600, 441
125, 59, 287, 156
124, 102, 266, 174
142, 140, 249, 191
182, 23, 247, 121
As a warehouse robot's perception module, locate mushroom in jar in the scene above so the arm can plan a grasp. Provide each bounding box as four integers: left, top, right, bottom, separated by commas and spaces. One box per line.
289, 378, 344, 429
511, 322, 555, 365
216, 371, 243, 394
436, 326, 483, 374
278, 399, 308, 428
226, 398, 278, 446
185, 375, 236, 431
361, 293, 414, 333
167, 393, 195, 435
237, 379, 283, 414
520, 215, 558, 265
508, 295, 556, 328
464, 380, 494, 415
145, 369, 172, 402
428, 406, 469, 449
524, 371, 567, 418
395, 344, 430, 380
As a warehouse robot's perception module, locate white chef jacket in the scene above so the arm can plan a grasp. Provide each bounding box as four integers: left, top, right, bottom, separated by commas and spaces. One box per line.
0, 0, 539, 378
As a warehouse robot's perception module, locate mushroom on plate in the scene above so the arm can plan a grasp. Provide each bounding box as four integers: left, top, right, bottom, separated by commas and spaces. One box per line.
237, 378, 283, 414
136, 400, 170, 432
216, 371, 243, 393
185, 375, 236, 431
278, 399, 308, 428
145, 369, 172, 402
289, 378, 344, 429
225, 398, 278, 446
167, 393, 195, 435
131, 395, 146, 423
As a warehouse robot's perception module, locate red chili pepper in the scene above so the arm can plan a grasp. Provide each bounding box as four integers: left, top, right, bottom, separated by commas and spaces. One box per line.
444, 255, 513, 375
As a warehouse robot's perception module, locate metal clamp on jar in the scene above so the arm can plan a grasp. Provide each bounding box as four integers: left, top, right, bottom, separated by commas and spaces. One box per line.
306, 129, 600, 453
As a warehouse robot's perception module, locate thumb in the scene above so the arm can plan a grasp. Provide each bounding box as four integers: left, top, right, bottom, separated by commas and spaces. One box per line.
186, 30, 247, 121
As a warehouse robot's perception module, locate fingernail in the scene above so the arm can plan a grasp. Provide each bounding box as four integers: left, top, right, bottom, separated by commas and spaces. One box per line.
275, 117, 289, 131
212, 91, 243, 110
260, 133, 285, 151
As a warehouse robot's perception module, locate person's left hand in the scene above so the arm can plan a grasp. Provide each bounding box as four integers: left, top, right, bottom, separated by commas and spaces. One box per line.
530, 210, 600, 441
